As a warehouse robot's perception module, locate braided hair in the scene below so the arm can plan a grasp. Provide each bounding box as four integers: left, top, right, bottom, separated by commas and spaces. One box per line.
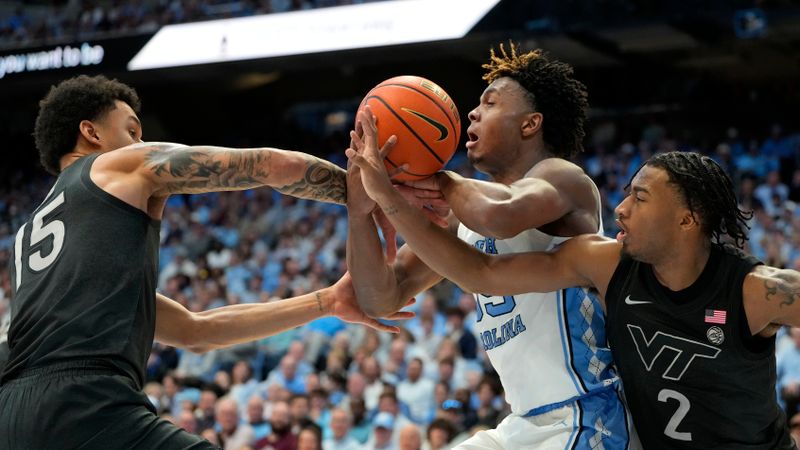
643, 151, 752, 248
482, 42, 588, 158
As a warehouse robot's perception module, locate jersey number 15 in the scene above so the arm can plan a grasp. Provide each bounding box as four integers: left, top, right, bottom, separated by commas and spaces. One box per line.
14, 190, 66, 290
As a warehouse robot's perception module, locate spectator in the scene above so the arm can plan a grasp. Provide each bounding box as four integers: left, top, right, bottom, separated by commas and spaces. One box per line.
397, 357, 435, 424
297, 424, 324, 450
289, 393, 315, 434
376, 391, 414, 445
348, 397, 372, 444
778, 327, 800, 416
246, 395, 271, 441
177, 410, 199, 434
398, 424, 423, 450
254, 400, 296, 450
323, 408, 362, 450
264, 355, 307, 394
364, 412, 397, 450
216, 397, 255, 450
424, 418, 456, 450
474, 378, 502, 428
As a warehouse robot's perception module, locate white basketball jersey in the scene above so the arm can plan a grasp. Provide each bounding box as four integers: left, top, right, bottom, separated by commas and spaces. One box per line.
457, 209, 616, 416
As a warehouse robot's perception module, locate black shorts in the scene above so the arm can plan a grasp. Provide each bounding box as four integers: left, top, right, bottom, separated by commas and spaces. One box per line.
0, 360, 217, 450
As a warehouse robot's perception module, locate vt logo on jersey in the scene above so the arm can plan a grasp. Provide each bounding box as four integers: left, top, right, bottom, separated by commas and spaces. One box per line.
627, 325, 720, 380
401, 108, 449, 141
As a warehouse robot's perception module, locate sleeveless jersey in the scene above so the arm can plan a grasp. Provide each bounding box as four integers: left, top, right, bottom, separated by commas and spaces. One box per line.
457, 209, 617, 415
2, 153, 160, 389
605, 244, 794, 449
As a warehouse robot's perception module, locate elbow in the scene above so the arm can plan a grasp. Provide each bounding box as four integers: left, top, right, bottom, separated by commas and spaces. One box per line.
358, 296, 400, 319
355, 289, 405, 319
178, 314, 216, 354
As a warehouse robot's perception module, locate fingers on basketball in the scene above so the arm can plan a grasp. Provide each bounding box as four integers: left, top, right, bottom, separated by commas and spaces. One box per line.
356, 75, 461, 182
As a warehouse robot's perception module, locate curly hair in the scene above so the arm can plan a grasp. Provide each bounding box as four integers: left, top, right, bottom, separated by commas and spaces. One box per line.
34, 75, 141, 175
482, 42, 588, 158
643, 151, 752, 248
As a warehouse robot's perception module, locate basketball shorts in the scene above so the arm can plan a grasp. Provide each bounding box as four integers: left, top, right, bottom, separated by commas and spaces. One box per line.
0, 360, 217, 450
453, 387, 641, 450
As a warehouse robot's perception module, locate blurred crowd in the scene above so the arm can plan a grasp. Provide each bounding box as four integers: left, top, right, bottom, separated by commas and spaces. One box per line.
0, 0, 387, 50
1, 120, 800, 449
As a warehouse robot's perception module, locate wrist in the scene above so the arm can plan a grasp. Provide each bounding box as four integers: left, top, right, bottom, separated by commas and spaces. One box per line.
315, 289, 334, 316
438, 171, 457, 196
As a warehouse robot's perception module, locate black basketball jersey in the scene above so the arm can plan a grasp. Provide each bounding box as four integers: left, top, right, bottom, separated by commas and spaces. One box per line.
1, 153, 160, 389
606, 244, 794, 449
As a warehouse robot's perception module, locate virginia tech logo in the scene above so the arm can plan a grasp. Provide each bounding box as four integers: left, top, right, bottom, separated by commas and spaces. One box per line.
627, 324, 720, 380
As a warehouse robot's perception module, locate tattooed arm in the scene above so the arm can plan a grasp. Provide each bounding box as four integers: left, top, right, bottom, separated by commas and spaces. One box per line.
744, 265, 800, 337
93, 142, 346, 204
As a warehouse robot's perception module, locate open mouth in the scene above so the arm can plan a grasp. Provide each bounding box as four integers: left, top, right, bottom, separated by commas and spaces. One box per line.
615, 219, 627, 242
466, 131, 479, 149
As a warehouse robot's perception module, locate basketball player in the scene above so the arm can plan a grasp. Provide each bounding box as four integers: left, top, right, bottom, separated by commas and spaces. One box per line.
347, 44, 638, 448
0, 75, 411, 449
350, 141, 796, 448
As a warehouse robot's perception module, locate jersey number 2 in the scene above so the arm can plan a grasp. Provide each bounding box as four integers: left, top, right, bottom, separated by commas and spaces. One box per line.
14, 191, 66, 289
658, 389, 692, 441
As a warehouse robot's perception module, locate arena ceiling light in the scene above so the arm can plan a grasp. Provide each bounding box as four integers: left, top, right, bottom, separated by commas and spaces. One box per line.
127, 0, 501, 71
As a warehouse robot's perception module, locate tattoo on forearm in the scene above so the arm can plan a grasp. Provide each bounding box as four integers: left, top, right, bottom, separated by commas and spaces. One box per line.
315, 291, 323, 312
275, 159, 347, 204
144, 145, 271, 194
764, 270, 800, 308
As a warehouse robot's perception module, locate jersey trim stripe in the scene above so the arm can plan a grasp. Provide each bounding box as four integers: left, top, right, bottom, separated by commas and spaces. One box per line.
556, 289, 586, 396
566, 401, 582, 450
562, 288, 591, 394
523, 384, 617, 417
615, 386, 633, 450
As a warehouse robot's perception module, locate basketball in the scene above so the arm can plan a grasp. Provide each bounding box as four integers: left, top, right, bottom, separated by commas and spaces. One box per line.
357, 75, 461, 181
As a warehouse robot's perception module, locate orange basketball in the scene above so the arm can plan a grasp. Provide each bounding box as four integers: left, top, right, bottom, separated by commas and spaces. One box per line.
357, 76, 461, 181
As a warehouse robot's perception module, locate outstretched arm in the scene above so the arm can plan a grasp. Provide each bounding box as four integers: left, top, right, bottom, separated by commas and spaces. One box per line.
94, 142, 347, 203
405, 160, 598, 239
346, 107, 615, 298
155, 274, 414, 354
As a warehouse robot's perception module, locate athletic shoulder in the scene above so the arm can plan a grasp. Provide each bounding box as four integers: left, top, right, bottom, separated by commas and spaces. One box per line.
93, 142, 186, 175
526, 157, 587, 180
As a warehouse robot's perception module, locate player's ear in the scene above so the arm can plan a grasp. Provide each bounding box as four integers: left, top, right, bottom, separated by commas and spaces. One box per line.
521, 112, 543, 137
78, 120, 101, 146
679, 210, 701, 231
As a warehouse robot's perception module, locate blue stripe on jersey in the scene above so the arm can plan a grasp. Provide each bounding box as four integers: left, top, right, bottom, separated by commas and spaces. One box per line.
563, 287, 615, 392
523, 385, 616, 417
573, 386, 631, 449
565, 402, 581, 450
556, 289, 585, 396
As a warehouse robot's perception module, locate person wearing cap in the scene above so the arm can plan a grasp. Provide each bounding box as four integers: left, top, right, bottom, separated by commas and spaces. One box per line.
364, 411, 398, 450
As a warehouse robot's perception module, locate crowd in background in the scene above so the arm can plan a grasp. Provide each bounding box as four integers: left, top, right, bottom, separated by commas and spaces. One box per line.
1, 119, 800, 449
0, 0, 388, 49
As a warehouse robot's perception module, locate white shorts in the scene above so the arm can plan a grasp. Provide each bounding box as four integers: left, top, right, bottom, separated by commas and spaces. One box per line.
454, 389, 641, 450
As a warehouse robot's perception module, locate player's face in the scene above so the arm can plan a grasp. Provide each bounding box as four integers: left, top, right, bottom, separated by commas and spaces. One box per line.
93, 100, 143, 152
466, 77, 534, 175
615, 165, 687, 263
